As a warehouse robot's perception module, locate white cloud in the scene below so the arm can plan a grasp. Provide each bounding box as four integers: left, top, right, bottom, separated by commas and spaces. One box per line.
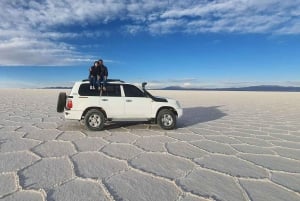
148, 19, 186, 34
1, 0, 299, 34
157, 0, 300, 34
0, 0, 299, 66
0, 37, 91, 66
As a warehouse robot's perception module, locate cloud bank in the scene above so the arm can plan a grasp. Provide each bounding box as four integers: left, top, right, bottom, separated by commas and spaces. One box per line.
146, 79, 300, 89
0, 0, 299, 66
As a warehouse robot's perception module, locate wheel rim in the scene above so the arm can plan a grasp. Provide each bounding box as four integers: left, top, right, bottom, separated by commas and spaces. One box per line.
161, 114, 173, 126
88, 114, 101, 127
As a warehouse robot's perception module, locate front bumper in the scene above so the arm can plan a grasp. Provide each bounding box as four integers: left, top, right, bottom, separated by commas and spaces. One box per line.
176, 107, 183, 118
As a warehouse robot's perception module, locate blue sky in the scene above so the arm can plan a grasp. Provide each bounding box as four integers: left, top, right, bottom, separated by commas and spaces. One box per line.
0, 0, 300, 88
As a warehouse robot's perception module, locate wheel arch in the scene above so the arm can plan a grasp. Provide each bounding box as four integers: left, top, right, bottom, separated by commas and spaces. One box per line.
82, 107, 107, 119
155, 106, 178, 123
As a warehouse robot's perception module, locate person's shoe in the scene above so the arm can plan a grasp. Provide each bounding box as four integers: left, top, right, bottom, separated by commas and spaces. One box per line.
90, 86, 93, 90
92, 86, 95, 90
103, 87, 106, 91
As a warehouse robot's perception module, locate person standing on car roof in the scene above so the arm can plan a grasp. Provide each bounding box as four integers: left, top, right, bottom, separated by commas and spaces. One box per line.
97, 59, 108, 91
89, 61, 99, 90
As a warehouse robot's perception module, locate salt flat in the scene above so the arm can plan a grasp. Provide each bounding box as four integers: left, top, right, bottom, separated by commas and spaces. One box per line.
0, 89, 300, 201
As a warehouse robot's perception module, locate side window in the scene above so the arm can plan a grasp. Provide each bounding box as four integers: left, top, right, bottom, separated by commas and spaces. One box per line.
78, 83, 121, 97
78, 84, 99, 96
123, 85, 145, 97
101, 84, 121, 97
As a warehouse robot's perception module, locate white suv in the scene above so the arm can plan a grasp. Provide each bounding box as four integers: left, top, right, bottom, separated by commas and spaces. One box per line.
57, 79, 183, 131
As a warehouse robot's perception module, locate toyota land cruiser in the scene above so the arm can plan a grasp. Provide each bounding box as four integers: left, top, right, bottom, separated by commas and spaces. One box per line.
57, 79, 182, 131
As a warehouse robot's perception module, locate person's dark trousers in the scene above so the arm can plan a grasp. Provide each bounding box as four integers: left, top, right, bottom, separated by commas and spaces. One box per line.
89, 76, 97, 88
97, 76, 107, 89
97, 76, 103, 88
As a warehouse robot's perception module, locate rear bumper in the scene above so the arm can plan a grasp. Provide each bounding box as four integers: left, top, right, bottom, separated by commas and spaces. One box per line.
64, 110, 82, 120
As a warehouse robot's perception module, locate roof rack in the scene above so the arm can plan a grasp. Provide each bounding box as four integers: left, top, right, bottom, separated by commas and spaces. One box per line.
107, 79, 125, 83
82, 79, 125, 83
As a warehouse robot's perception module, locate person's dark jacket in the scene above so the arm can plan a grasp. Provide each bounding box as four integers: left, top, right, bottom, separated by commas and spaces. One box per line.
89, 66, 98, 77
98, 65, 108, 77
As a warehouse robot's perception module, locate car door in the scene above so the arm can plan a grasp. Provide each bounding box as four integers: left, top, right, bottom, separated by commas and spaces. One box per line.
100, 84, 125, 118
123, 84, 152, 118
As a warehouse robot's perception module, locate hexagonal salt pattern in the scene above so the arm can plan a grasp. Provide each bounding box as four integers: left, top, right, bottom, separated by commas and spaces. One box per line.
19, 157, 74, 190
105, 170, 180, 201
1, 89, 300, 201
48, 179, 110, 201
0, 173, 17, 197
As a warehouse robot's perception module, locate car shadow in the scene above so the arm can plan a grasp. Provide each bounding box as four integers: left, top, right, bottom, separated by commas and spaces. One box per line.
104, 122, 149, 130
101, 106, 227, 130
177, 106, 227, 128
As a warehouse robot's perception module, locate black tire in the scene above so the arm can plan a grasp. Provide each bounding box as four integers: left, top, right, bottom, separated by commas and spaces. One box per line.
157, 109, 176, 130
57, 92, 66, 113
84, 109, 105, 131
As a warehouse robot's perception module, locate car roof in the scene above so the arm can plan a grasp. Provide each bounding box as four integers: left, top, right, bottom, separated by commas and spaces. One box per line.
78, 79, 124, 84
79, 79, 130, 85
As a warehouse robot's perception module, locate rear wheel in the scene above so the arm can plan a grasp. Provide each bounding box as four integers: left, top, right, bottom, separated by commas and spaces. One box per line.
57, 92, 66, 113
85, 109, 105, 131
157, 109, 176, 130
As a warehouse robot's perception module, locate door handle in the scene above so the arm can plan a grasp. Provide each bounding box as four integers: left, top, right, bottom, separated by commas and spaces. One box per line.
126, 100, 132, 102
102, 99, 108, 101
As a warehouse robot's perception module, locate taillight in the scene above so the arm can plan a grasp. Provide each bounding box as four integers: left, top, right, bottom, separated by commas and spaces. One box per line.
66, 99, 73, 109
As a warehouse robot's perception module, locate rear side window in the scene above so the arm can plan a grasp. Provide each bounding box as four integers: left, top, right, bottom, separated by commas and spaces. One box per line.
78, 84, 99, 96
78, 83, 121, 97
123, 85, 145, 97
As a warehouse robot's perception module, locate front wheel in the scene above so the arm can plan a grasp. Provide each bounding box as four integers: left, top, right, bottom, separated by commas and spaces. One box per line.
84, 109, 105, 131
157, 109, 176, 130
